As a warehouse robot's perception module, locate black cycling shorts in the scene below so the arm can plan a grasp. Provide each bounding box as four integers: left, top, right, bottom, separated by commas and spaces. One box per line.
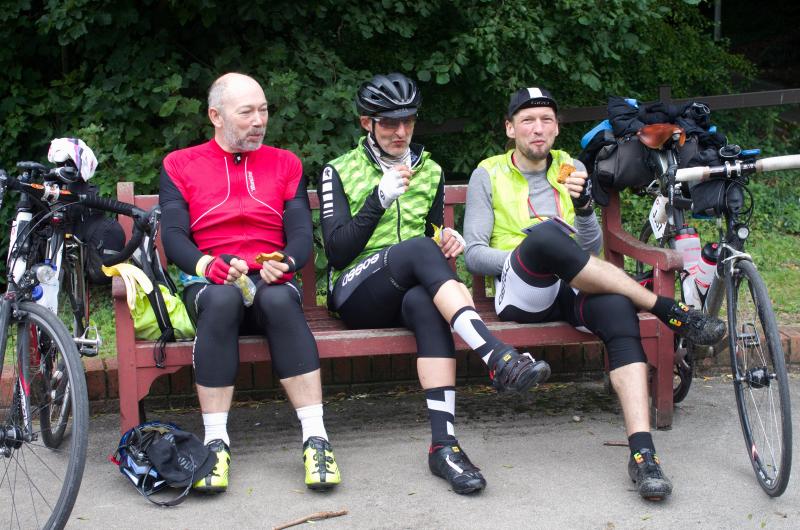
332, 237, 458, 359
184, 276, 320, 387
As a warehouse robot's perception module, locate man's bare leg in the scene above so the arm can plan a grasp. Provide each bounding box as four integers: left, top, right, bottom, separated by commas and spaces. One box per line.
569, 256, 657, 311
281, 369, 323, 409
569, 256, 725, 346
608, 362, 650, 435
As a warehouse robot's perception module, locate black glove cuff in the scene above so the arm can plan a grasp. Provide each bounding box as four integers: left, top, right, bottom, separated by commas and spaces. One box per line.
282, 254, 297, 272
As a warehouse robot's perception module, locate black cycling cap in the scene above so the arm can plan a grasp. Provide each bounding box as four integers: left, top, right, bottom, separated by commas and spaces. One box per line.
507, 87, 558, 118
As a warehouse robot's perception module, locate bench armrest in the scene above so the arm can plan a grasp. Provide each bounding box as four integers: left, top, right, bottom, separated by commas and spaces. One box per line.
601, 191, 683, 273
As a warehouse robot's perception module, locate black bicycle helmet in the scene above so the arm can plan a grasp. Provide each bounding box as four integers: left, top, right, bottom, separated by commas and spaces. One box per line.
355, 73, 421, 118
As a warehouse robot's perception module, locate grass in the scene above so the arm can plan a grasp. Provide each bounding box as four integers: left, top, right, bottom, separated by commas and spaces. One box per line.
80, 285, 118, 359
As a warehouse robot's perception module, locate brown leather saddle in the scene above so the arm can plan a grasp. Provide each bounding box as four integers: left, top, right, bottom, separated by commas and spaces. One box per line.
636, 123, 686, 149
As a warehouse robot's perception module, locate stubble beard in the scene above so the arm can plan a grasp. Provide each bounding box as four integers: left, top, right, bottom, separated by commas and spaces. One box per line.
517, 142, 549, 163
222, 122, 264, 152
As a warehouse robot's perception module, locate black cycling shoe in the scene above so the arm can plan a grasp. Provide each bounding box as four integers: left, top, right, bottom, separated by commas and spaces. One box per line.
628, 449, 673, 501
428, 443, 486, 495
489, 347, 551, 393
664, 302, 726, 345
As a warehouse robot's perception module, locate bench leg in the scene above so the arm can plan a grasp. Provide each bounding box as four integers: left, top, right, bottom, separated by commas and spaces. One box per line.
117, 346, 141, 434
118, 375, 141, 434
651, 327, 674, 429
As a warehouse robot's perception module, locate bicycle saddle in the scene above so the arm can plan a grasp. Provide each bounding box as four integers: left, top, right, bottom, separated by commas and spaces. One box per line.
637, 123, 686, 149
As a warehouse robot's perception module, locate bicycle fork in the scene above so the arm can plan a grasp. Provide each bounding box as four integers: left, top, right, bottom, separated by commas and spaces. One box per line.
0, 299, 36, 456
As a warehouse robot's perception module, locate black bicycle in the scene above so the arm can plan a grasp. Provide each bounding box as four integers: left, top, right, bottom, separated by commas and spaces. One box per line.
0, 163, 149, 529
631, 127, 799, 496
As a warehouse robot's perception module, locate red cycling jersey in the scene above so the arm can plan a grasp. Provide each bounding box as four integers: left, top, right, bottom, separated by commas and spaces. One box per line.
162, 139, 302, 272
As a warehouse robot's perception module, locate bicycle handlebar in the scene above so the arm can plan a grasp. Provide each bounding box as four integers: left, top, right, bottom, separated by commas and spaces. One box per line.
0, 169, 151, 267
16, 161, 80, 183
675, 154, 800, 183
78, 193, 150, 266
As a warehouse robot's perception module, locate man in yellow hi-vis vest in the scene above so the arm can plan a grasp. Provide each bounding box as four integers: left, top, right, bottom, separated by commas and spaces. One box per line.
464, 87, 726, 501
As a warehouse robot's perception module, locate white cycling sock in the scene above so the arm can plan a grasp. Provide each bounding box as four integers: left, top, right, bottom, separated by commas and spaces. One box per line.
296, 404, 328, 442
202, 412, 230, 446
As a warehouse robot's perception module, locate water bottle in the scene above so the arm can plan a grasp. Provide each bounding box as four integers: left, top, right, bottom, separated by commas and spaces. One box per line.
694, 242, 719, 296
33, 261, 59, 313
674, 227, 702, 309
673, 227, 701, 270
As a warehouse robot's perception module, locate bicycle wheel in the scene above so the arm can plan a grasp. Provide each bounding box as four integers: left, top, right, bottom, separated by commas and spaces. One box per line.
634, 220, 694, 403
44, 255, 88, 448
0, 301, 88, 529
728, 260, 792, 496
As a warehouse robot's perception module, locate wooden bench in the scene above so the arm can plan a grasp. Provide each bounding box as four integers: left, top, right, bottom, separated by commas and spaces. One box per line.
113, 182, 683, 433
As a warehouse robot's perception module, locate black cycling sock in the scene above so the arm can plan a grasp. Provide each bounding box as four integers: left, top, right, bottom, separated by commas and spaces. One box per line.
650, 295, 679, 324
426, 386, 457, 445
450, 307, 505, 365
628, 431, 656, 456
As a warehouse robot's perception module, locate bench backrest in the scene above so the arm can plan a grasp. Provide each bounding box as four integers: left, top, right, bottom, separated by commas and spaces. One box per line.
115, 182, 484, 308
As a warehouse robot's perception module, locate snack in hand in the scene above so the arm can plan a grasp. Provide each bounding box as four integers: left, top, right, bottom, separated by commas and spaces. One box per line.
557, 163, 576, 184
431, 223, 443, 245
255, 251, 285, 264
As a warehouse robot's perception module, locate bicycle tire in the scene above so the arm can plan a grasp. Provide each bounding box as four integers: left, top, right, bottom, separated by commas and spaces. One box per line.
635, 219, 654, 277
0, 301, 88, 529
728, 260, 792, 496
672, 339, 694, 404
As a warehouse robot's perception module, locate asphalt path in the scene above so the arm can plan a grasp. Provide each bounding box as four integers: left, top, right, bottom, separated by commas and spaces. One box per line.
68, 375, 800, 529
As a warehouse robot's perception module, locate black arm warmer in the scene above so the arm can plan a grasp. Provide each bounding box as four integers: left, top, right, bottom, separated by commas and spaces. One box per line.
282, 175, 313, 268
424, 175, 445, 237
318, 164, 386, 270
159, 167, 205, 274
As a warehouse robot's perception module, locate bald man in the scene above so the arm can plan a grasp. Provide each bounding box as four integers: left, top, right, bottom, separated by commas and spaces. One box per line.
159, 73, 341, 493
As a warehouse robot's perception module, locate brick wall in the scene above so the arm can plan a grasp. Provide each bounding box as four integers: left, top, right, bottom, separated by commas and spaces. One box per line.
1, 327, 789, 409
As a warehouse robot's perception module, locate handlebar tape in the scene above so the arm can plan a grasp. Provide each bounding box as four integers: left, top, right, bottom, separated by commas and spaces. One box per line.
756, 154, 800, 173
676, 154, 800, 183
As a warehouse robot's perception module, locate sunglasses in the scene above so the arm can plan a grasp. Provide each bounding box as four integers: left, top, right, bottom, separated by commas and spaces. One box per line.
373, 116, 417, 130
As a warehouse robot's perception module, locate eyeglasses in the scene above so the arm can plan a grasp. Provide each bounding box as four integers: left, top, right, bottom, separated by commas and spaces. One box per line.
373, 116, 417, 130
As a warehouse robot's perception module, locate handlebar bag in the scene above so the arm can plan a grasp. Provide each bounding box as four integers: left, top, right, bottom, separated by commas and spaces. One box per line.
75, 212, 125, 285
689, 179, 745, 217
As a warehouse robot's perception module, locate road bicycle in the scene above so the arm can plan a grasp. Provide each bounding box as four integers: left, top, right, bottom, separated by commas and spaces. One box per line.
0, 163, 148, 529
631, 125, 799, 496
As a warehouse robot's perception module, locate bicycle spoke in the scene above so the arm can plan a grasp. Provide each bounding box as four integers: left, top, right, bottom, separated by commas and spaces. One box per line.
729, 260, 791, 496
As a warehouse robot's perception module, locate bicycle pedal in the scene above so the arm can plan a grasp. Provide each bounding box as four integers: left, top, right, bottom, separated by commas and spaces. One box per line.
75, 326, 102, 357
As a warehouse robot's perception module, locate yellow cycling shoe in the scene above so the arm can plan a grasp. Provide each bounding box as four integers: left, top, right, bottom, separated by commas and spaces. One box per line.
193, 439, 230, 494
302, 436, 341, 490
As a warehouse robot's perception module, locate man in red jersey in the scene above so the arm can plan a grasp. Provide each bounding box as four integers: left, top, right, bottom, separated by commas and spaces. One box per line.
159, 73, 340, 494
